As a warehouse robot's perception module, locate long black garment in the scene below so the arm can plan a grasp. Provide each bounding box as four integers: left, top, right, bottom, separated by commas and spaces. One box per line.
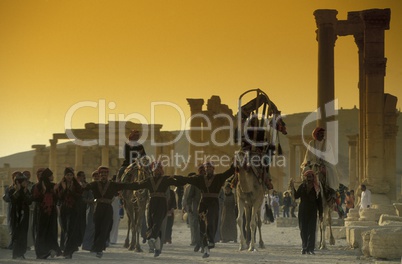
134, 176, 182, 240
293, 182, 323, 252
85, 181, 139, 253
10, 187, 32, 259
177, 166, 234, 248
31, 183, 40, 247
57, 182, 83, 257
220, 191, 237, 242
32, 183, 62, 259
165, 189, 177, 243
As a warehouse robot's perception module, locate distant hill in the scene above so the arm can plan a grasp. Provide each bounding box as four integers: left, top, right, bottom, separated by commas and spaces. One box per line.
0, 150, 35, 168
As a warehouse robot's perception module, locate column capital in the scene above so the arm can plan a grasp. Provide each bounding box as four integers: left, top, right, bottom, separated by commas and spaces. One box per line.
187, 98, 204, 113
361, 8, 390, 30
49, 138, 58, 145
314, 9, 338, 27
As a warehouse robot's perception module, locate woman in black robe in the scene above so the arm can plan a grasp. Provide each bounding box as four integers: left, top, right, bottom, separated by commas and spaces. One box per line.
10, 172, 32, 259
32, 168, 62, 259
220, 184, 237, 243
57, 167, 83, 258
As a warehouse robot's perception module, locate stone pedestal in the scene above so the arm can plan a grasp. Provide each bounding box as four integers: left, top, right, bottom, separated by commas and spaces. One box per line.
344, 208, 360, 226
368, 227, 402, 259
359, 208, 382, 222
347, 226, 373, 248
378, 214, 402, 226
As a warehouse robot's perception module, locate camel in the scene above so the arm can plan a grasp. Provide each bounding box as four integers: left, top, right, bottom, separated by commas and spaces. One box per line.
235, 150, 266, 251
234, 89, 287, 251
120, 157, 152, 251
317, 171, 336, 249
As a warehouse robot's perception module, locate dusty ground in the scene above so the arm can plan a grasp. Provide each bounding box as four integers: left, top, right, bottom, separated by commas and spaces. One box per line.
0, 211, 397, 264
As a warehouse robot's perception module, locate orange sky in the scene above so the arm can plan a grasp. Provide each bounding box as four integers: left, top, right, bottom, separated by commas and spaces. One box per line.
0, 0, 401, 158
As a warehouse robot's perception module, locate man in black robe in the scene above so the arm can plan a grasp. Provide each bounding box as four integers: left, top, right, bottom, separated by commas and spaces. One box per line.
32, 168, 62, 259
10, 172, 32, 259
177, 161, 234, 258
83, 166, 140, 258
131, 162, 184, 257
290, 170, 323, 255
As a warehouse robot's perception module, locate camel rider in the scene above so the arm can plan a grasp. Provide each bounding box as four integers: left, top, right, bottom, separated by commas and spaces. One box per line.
231, 116, 274, 190
117, 130, 147, 182
300, 127, 339, 198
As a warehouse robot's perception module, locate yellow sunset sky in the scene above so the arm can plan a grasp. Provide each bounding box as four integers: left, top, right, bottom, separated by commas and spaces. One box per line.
0, 0, 401, 158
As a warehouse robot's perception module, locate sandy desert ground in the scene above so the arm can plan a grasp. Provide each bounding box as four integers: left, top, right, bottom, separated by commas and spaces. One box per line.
0, 211, 399, 264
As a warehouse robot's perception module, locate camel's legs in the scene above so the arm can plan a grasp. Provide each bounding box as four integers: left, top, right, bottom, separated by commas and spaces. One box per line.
256, 211, 265, 248
236, 201, 247, 251
248, 206, 257, 251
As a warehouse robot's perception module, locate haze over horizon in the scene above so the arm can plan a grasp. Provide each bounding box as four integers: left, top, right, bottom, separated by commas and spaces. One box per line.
1, 0, 401, 158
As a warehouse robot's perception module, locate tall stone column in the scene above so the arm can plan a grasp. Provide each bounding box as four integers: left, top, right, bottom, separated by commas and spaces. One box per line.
289, 144, 296, 180
314, 9, 338, 129
101, 146, 109, 167
383, 94, 398, 200
347, 134, 359, 191
187, 99, 204, 173
49, 139, 58, 180
354, 32, 366, 185
361, 9, 390, 193
75, 145, 83, 172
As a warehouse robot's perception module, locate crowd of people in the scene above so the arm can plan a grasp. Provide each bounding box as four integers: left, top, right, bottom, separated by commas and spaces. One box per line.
2, 167, 131, 259
2, 126, 373, 260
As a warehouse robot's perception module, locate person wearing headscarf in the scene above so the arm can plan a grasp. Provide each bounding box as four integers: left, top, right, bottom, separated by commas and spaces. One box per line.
9, 172, 32, 259
2, 171, 20, 250
176, 161, 235, 258
290, 170, 323, 255
219, 183, 237, 243
31, 168, 45, 246
75, 171, 88, 248
82, 166, 142, 258
129, 162, 184, 257
22, 170, 35, 249
300, 127, 339, 191
57, 167, 83, 259
32, 168, 62, 259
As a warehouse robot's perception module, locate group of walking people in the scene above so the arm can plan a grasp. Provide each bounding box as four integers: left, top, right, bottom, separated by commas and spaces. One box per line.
3, 125, 373, 260
3, 166, 130, 259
